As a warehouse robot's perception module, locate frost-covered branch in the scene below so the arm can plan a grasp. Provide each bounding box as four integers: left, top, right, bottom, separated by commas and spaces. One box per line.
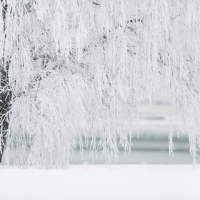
0, 0, 200, 167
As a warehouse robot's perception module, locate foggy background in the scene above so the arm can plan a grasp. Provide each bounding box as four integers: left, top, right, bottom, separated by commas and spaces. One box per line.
71, 87, 197, 165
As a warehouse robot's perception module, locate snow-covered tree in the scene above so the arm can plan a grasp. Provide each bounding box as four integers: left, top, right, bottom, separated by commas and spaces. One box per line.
1, 0, 200, 167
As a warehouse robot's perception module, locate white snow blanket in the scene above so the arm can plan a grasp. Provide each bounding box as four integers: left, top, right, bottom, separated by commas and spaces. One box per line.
0, 165, 200, 200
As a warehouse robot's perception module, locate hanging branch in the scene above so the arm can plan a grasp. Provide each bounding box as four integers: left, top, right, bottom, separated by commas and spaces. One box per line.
0, 0, 200, 167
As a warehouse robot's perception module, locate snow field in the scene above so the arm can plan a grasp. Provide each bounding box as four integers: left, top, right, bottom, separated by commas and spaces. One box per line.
0, 165, 200, 200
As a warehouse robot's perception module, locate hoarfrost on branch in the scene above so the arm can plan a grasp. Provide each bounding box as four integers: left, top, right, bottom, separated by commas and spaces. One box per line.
0, 0, 200, 167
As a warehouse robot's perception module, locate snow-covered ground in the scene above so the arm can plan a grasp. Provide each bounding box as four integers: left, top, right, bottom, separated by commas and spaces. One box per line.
0, 165, 200, 200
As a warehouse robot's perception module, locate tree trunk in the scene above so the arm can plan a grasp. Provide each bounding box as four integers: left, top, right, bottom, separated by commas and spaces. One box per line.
0, 1, 11, 163
0, 62, 11, 163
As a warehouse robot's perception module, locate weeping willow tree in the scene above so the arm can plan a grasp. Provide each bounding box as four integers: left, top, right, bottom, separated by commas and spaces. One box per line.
0, 0, 200, 167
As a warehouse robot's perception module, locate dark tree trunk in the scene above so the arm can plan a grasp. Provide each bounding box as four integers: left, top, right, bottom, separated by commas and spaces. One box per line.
0, 1, 11, 163
0, 66, 11, 162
